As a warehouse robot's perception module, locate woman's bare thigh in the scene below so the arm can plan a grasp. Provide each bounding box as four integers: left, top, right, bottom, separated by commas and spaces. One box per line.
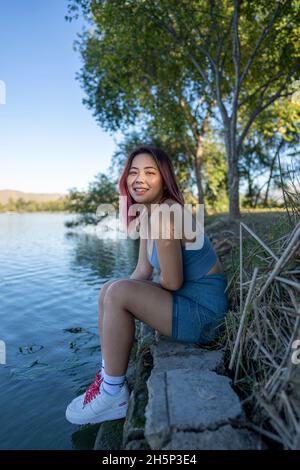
104, 279, 173, 337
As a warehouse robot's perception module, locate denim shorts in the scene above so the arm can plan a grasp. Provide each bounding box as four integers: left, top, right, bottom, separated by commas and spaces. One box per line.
171, 274, 229, 345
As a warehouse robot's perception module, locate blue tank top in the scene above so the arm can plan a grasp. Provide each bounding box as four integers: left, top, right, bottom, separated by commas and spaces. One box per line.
146, 234, 217, 281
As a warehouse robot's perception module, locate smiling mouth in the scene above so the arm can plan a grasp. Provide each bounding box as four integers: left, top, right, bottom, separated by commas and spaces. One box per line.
133, 188, 149, 194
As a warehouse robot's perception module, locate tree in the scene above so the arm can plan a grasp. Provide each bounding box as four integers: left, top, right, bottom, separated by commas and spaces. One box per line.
240, 92, 300, 207
67, 0, 300, 219
65, 172, 119, 216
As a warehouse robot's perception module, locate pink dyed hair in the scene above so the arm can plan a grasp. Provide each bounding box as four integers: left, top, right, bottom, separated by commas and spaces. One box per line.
118, 145, 185, 235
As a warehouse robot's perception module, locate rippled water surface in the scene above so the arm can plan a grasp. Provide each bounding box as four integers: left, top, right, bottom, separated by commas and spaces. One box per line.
0, 213, 137, 449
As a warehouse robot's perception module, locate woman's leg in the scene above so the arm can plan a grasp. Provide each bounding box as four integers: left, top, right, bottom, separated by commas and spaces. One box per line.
98, 278, 162, 358
101, 279, 173, 376
98, 279, 121, 354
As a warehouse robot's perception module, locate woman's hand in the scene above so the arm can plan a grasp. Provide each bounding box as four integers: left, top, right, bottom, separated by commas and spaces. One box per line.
158, 272, 168, 289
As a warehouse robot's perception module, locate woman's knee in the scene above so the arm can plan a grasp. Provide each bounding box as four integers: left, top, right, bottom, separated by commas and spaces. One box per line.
103, 279, 132, 307
98, 278, 121, 307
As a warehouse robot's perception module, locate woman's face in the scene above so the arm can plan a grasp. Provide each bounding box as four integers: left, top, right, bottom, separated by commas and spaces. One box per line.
127, 153, 165, 209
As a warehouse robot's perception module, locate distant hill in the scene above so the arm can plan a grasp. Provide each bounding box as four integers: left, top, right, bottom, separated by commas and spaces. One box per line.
0, 190, 67, 204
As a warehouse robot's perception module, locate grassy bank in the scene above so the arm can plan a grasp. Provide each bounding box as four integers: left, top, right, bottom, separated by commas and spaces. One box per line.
205, 210, 300, 450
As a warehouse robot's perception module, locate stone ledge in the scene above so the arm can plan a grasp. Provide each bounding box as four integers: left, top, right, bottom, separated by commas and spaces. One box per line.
143, 335, 262, 450
161, 425, 264, 450
144, 368, 244, 449
152, 335, 225, 372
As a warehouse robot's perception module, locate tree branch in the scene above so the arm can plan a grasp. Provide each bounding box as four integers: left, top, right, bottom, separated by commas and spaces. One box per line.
232, 0, 241, 122
237, 67, 299, 152
145, 1, 229, 124
219, 16, 233, 75
239, 2, 285, 87
238, 69, 287, 109
145, 3, 210, 87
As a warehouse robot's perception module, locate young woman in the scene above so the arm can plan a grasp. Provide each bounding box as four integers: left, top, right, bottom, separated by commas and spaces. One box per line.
65, 145, 229, 426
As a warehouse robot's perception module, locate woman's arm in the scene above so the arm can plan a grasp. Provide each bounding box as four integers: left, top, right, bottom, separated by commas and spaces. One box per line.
152, 201, 184, 291
130, 235, 154, 280
130, 266, 153, 281
158, 270, 182, 291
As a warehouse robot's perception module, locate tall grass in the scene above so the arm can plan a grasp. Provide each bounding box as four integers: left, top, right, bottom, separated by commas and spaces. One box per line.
219, 183, 300, 449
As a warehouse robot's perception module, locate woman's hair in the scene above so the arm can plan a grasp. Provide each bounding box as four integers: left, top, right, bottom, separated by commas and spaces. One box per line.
118, 145, 185, 235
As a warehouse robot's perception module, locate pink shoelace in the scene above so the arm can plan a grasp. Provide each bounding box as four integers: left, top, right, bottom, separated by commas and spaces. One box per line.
82, 371, 104, 408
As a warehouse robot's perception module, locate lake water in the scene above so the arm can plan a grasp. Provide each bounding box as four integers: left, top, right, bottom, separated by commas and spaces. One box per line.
0, 212, 138, 449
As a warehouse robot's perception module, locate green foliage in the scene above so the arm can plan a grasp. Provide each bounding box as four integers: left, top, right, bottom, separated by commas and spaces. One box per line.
0, 197, 69, 213
238, 86, 300, 207
65, 172, 119, 215
202, 137, 229, 213
66, 0, 300, 217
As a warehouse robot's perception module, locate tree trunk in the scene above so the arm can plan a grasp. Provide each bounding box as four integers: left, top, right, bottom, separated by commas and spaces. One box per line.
194, 144, 204, 204
254, 188, 261, 208
263, 149, 278, 207
228, 163, 240, 220
194, 134, 205, 207
248, 175, 253, 207
224, 125, 241, 220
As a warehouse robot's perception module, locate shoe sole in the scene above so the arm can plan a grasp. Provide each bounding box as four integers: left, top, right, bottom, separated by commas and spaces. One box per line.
66, 403, 128, 425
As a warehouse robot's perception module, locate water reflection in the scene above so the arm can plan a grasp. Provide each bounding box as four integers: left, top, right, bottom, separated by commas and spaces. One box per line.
65, 231, 138, 281
0, 213, 138, 449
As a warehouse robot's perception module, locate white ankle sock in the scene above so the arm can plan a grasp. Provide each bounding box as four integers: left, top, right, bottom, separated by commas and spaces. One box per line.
101, 357, 105, 375
102, 370, 126, 396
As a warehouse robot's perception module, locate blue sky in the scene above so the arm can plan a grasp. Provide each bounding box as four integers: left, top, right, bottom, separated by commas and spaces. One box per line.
0, 0, 121, 194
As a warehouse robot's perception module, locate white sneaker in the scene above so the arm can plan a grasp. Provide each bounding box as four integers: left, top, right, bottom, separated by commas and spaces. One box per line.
65, 371, 130, 425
